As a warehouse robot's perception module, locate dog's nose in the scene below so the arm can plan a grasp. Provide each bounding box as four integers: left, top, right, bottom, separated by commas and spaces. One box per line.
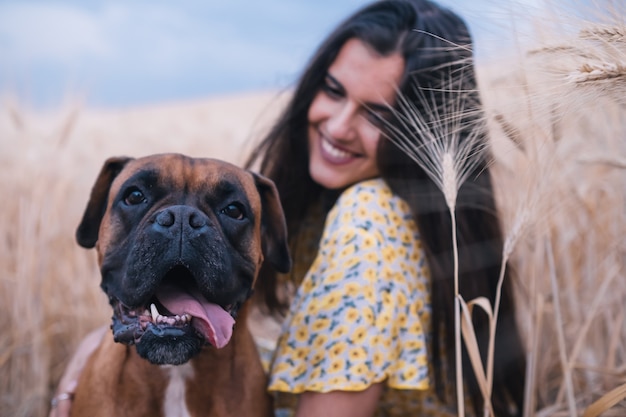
154, 206, 208, 230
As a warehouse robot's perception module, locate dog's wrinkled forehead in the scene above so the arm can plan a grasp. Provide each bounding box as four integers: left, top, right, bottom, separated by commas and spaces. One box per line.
109, 154, 261, 209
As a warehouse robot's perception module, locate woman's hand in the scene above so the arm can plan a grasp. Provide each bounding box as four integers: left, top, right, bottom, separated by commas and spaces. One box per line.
294, 383, 383, 417
48, 326, 107, 417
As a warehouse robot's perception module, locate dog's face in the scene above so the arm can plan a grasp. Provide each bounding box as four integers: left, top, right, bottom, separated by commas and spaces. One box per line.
76, 154, 290, 365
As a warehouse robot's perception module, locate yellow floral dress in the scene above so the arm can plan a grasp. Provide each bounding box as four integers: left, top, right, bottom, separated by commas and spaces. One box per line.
268, 179, 457, 416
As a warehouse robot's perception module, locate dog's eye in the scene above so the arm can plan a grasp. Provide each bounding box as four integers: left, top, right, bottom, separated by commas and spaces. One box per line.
124, 189, 146, 205
221, 203, 245, 220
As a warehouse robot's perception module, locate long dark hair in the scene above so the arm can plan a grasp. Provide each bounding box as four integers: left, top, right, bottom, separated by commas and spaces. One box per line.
245, 1, 526, 415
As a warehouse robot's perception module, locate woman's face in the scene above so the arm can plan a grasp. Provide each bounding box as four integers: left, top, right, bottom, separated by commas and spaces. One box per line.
307, 38, 404, 190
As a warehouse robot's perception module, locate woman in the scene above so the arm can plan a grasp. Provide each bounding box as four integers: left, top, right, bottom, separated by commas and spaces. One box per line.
246, 0, 525, 415
50, 1, 526, 416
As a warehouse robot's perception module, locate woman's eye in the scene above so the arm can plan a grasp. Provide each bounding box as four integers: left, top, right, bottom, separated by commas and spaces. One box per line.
364, 107, 392, 128
321, 77, 343, 99
364, 110, 385, 127
124, 189, 146, 205
322, 85, 342, 99
221, 203, 245, 220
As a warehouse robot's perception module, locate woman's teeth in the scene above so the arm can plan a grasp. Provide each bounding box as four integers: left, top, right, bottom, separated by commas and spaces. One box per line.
322, 137, 352, 159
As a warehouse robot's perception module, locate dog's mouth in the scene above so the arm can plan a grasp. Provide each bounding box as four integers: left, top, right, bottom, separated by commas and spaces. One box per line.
110, 266, 237, 349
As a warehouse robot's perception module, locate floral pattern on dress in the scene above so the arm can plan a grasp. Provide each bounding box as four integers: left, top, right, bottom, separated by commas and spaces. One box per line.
268, 178, 436, 411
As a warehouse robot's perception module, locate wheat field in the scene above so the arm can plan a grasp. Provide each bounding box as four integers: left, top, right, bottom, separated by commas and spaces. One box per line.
1, 2, 625, 416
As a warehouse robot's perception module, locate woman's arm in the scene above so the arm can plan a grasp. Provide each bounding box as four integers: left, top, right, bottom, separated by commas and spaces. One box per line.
295, 383, 383, 417
48, 325, 107, 417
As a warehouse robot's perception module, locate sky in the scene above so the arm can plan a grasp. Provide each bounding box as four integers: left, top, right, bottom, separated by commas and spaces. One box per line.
0, 0, 547, 110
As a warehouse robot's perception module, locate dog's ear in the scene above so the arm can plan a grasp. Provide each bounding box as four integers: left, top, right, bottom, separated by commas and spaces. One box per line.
76, 156, 133, 248
252, 172, 292, 273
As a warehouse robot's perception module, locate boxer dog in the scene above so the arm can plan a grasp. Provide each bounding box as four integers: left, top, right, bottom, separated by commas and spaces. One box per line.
70, 154, 290, 417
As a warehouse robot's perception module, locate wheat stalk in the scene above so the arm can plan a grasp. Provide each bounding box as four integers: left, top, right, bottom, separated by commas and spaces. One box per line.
545, 237, 578, 417
578, 154, 626, 169
459, 295, 496, 417
382, 74, 490, 416
528, 45, 595, 60
554, 263, 620, 405
582, 383, 626, 417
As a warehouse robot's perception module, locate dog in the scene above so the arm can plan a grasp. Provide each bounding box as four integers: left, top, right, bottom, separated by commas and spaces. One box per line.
69, 153, 290, 417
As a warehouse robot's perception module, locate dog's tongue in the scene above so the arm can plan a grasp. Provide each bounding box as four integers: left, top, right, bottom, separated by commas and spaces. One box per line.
155, 284, 235, 349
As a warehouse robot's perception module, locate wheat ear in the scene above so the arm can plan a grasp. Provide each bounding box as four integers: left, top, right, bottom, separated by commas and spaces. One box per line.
566, 61, 626, 83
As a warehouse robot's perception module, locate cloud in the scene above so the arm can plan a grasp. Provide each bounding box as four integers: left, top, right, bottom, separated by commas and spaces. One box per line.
0, 2, 112, 63
0, 0, 548, 109
0, 0, 353, 107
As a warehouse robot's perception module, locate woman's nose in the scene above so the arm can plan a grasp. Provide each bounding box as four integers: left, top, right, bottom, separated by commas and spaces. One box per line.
326, 102, 357, 140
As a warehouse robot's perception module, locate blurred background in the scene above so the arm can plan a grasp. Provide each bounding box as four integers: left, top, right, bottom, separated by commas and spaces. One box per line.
0, 0, 544, 110
1, 1, 625, 416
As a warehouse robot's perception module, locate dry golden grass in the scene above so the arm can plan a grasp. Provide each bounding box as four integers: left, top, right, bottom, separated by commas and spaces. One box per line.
479, 2, 626, 414
1, 2, 625, 416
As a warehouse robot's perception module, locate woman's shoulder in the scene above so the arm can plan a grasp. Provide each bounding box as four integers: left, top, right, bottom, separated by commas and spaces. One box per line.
334, 178, 410, 213
340, 177, 391, 199
326, 178, 414, 232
